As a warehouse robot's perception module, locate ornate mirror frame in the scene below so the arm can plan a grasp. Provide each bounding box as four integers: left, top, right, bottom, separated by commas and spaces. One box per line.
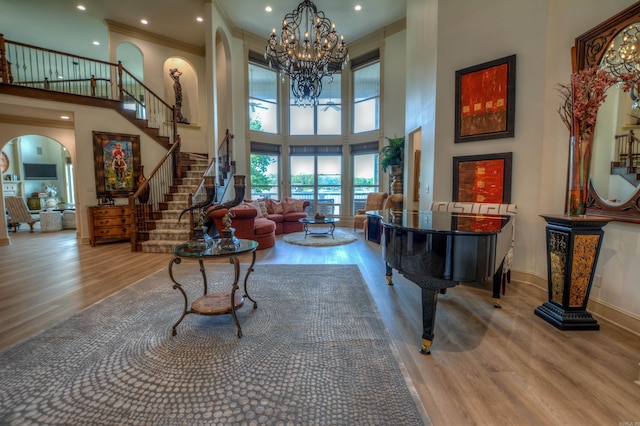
576, 1, 640, 223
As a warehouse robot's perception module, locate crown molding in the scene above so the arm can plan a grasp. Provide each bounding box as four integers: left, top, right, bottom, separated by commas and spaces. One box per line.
0, 114, 74, 129
105, 19, 205, 56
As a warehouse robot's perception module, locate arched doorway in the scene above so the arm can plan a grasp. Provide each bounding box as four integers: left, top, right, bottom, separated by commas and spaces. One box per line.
1, 135, 75, 236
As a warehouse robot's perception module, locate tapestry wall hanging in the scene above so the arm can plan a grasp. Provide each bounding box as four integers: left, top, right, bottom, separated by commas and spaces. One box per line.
93, 131, 141, 198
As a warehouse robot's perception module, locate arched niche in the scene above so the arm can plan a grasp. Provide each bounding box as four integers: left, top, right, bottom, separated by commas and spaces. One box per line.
215, 29, 232, 147
163, 58, 198, 125
116, 42, 144, 81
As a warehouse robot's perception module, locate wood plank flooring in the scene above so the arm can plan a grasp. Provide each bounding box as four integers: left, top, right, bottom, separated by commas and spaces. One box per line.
1, 228, 639, 425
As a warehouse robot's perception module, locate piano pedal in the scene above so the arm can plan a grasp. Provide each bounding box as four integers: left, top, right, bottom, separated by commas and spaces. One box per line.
493, 297, 502, 309
419, 339, 432, 355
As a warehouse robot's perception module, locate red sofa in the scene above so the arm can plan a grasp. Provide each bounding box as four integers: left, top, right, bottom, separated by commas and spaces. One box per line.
206, 198, 309, 249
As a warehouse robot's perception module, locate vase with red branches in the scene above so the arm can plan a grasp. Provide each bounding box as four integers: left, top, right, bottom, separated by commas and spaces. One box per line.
558, 66, 635, 215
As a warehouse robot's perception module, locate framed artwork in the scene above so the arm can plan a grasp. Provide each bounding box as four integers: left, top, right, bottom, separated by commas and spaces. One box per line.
1, 151, 9, 174
93, 131, 141, 198
454, 55, 516, 143
453, 152, 512, 203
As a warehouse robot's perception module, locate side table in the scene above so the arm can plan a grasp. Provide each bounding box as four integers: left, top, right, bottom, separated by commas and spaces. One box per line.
40, 210, 62, 232
169, 239, 259, 337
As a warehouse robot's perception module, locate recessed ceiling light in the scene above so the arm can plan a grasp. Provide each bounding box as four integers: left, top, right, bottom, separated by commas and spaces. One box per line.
265, 6, 272, 12
77, 4, 86, 11
140, 19, 148, 25
60, 115, 70, 120
196, 16, 203, 22
355, 5, 362, 11
92, 41, 100, 46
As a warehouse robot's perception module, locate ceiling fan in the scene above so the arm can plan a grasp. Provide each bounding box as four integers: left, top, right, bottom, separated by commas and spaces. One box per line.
321, 100, 341, 112
250, 101, 268, 112
321, 83, 341, 112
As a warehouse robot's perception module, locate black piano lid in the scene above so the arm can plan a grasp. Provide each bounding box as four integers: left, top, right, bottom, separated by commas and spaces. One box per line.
371, 209, 512, 235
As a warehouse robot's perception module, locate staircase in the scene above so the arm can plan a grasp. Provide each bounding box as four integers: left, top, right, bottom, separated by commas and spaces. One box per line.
611, 163, 640, 187
139, 154, 209, 253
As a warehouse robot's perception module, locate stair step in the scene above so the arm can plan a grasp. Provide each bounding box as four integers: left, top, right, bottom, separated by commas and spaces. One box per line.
148, 229, 190, 241
140, 240, 185, 253
154, 219, 191, 230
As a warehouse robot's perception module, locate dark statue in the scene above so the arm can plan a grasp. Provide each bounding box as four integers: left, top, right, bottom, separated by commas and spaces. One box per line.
169, 68, 189, 124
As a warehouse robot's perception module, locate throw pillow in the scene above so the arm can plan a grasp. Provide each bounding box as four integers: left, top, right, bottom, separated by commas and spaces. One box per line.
258, 200, 269, 216
282, 201, 297, 214
284, 197, 306, 212
271, 200, 284, 214
246, 200, 263, 217
262, 198, 275, 214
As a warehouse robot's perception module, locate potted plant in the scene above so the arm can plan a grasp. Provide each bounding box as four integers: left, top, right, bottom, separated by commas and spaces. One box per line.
380, 136, 405, 196
380, 136, 405, 172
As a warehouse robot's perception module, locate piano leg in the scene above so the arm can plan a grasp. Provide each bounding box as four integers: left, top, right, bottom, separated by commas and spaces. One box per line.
385, 262, 393, 285
420, 288, 439, 355
492, 261, 505, 308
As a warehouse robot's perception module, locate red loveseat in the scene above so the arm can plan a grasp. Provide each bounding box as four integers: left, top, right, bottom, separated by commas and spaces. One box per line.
206, 198, 309, 250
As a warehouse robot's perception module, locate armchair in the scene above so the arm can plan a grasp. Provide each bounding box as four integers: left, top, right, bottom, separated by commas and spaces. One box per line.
353, 192, 388, 235
5, 196, 39, 232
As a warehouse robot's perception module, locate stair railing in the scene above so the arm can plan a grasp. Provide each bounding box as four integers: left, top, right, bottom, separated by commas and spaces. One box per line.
129, 137, 182, 251
216, 129, 236, 203
614, 130, 640, 173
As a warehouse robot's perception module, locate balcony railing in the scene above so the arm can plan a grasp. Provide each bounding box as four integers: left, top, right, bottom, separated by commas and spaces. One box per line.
0, 34, 177, 145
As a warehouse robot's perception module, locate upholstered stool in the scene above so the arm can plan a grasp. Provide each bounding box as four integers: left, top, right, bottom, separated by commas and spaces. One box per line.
40, 210, 62, 232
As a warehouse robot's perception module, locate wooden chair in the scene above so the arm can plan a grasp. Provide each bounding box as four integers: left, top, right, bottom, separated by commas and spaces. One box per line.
353, 192, 388, 235
5, 196, 39, 232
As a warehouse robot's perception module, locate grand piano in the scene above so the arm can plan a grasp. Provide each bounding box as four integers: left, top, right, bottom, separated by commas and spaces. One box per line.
374, 209, 514, 354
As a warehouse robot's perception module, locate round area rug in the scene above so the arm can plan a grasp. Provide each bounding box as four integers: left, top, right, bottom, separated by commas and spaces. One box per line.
283, 230, 358, 247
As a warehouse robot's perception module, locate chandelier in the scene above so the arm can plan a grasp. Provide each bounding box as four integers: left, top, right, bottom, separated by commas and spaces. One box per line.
265, 0, 349, 107
601, 23, 640, 77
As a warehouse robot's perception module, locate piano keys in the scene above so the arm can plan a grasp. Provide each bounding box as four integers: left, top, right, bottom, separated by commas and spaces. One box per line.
374, 209, 514, 354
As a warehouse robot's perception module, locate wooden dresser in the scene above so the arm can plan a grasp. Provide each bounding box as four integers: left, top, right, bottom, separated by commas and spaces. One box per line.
88, 205, 131, 246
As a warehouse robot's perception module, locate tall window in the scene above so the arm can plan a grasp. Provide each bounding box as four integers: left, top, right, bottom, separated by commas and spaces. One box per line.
351, 142, 380, 214
250, 142, 280, 200
249, 63, 278, 134
353, 60, 380, 134
290, 146, 342, 216
290, 74, 341, 136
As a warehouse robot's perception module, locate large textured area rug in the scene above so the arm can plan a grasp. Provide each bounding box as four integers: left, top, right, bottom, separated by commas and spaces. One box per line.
283, 229, 358, 247
0, 264, 428, 425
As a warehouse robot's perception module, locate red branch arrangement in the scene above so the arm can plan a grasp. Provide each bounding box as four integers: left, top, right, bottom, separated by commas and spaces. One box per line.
558, 66, 635, 138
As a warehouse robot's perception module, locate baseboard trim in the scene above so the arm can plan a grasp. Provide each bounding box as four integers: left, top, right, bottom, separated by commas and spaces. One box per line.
512, 270, 640, 337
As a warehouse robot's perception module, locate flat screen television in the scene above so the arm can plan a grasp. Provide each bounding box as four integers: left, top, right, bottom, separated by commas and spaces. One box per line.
23, 163, 58, 180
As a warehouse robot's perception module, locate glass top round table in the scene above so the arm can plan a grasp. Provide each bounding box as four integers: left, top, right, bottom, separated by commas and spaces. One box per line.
173, 238, 258, 258
169, 238, 258, 337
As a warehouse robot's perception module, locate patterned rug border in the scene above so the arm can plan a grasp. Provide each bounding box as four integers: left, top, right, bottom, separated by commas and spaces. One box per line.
0, 263, 430, 425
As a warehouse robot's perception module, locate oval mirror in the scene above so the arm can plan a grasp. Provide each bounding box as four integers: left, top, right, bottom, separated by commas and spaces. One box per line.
575, 2, 640, 223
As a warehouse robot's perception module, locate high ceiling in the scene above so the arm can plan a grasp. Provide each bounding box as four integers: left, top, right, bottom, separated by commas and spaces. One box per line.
0, 0, 407, 60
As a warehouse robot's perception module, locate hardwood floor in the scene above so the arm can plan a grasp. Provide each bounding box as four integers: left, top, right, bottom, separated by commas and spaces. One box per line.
1, 228, 639, 425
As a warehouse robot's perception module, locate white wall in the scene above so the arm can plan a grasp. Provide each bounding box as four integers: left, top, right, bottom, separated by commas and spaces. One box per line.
406, 0, 640, 320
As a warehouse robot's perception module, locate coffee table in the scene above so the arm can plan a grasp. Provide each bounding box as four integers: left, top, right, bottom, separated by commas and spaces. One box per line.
168, 239, 258, 337
299, 217, 340, 238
